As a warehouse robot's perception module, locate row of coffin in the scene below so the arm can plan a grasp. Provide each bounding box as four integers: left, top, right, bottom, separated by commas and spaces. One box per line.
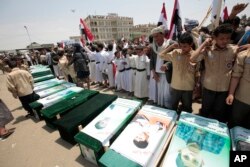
30, 65, 250, 167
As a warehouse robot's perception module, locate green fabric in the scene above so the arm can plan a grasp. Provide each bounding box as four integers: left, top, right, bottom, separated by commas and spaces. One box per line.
99, 149, 142, 167
41, 90, 99, 119
32, 68, 52, 78
29, 101, 42, 110
54, 93, 117, 144
34, 74, 55, 83
29, 88, 84, 113
34, 80, 66, 92
75, 132, 103, 155
34, 78, 59, 87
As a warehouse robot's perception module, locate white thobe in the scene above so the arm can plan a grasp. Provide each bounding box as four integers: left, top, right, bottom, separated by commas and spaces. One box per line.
134, 55, 150, 98
106, 51, 115, 87
114, 58, 126, 90
124, 55, 133, 92
94, 52, 104, 82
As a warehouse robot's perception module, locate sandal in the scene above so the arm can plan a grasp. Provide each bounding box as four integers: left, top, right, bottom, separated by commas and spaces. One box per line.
0, 128, 15, 139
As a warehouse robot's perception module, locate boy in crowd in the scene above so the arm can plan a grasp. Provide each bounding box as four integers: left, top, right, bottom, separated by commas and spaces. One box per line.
226, 48, 250, 129
160, 33, 196, 113
190, 24, 238, 122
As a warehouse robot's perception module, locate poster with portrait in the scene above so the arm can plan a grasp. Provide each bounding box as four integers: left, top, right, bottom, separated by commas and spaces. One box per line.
110, 105, 177, 167
161, 112, 230, 167
231, 126, 250, 151
81, 98, 141, 146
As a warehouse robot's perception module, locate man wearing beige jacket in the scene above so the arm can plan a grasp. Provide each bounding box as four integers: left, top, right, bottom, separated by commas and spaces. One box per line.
6, 60, 39, 117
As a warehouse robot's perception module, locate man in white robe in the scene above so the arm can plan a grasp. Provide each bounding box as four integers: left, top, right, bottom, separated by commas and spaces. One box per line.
84, 45, 96, 84
114, 51, 126, 91
105, 43, 116, 88
150, 26, 172, 108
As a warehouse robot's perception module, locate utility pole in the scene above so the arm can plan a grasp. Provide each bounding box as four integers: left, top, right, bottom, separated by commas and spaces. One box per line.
24, 25, 33, 50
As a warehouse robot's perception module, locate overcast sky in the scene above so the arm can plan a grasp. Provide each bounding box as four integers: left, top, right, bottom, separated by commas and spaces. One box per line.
0, 0, 249, 50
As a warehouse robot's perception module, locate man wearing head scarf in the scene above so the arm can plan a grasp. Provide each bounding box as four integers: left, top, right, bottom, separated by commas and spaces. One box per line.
149, 25, 174, 108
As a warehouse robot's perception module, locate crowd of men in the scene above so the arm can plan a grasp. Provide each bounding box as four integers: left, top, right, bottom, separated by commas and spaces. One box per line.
1, 3, 250, 137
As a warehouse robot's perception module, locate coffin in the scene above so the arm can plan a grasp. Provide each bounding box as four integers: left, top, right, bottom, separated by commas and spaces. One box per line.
36, 82, 76, 98
34, 79, 66, 92
161, 112, 230, 167
41, 89, 99, 128
33, 74, 55, 83
99, 105, 177, 167
74, 98, 142, 165
54, 93, 118, 144
230, 126, 250, 151
29, 87, 83, 119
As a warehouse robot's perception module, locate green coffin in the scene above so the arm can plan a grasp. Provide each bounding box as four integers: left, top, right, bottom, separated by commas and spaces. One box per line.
34, 79, 66, 92
31, 68, 52, 78
161, 112, 230, 167
101, 105, 177, 167
29, 87, 84, 118
36, 82, 76, 98
41, 90, 99, 128
34, 74, 55, 83
74, 98, 142, 165
99, 149, 141, 167
230, 126, 250, 151
54, 93, 118, 145
34, 78, 59, 87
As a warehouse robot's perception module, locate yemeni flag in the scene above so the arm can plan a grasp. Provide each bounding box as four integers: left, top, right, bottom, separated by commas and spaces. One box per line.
220, 0, 229, 22
79, 18, 94, 44
157, 3, 168, 37
167, 0, 182, 40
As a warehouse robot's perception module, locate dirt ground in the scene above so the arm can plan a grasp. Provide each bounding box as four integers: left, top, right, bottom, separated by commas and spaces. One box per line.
0, 72, 201, 167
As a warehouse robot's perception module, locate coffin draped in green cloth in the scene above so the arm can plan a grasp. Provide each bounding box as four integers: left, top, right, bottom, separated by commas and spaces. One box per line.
31, 68, 52, 78
34, 78, 59, 87
34, 79, 66, 92
29, 87, 84, 111
99, 149, 141, 167
41, 89, 99, 119
54, 93, 117, 144
74, 98, 142, 165
36, 82, 76, 98
230, 126, 250, 151
34, 74, 55, 83
101, 105, 177, 167
161, 112, 230, 167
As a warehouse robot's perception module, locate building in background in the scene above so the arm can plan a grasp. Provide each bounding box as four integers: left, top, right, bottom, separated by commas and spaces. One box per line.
84, 13, 133, 42
130, 23, 157, 41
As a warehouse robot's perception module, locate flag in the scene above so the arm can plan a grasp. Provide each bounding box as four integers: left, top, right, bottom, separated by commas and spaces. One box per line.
167, 0, 182, 40
220, 0, 229, 22
158, 3, 168, 37
79, 18, 94, 42
211, 0, 223, 29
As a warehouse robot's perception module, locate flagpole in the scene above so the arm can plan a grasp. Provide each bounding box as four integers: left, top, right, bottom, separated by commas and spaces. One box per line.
198, 6, 212, 28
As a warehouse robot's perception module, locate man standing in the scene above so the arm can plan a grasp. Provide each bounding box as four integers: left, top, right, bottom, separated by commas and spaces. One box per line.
150, 25, 172, 108
6, 60, 39, 117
